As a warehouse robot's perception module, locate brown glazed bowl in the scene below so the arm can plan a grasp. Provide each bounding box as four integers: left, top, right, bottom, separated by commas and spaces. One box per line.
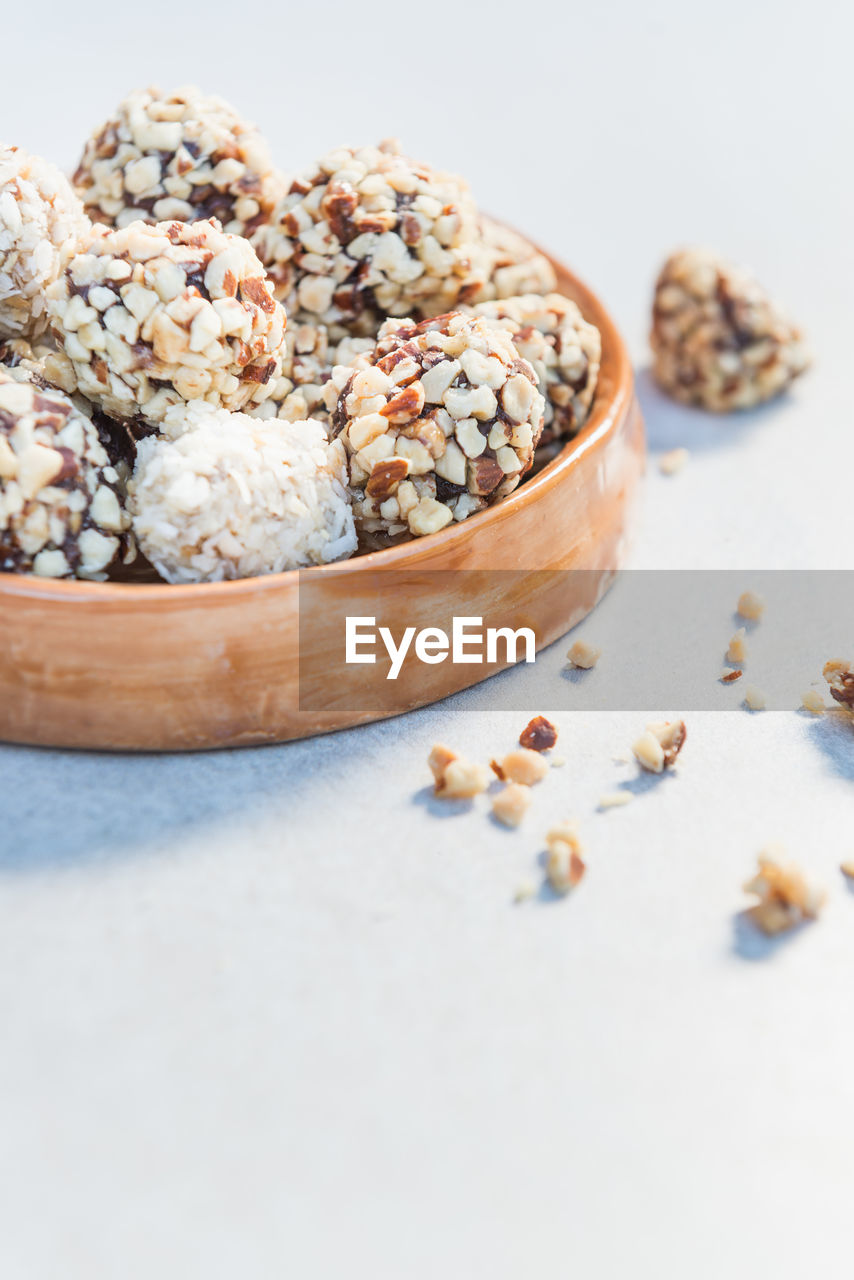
0, 240, 645, 750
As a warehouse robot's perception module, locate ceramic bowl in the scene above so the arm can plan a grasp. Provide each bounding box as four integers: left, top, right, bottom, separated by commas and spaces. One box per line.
0, 239, 645, 750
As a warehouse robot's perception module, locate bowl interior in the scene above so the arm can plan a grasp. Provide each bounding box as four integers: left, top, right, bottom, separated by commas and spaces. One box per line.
0, 232, 632, 602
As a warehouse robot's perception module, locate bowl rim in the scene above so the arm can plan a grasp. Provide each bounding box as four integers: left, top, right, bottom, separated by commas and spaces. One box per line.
0, 228, 633, 604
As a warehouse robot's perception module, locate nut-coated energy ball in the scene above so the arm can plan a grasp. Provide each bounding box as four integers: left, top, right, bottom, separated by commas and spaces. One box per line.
129, 401, 356, 582
470, 293, 601, 447
46, 218, 286, 426
470, 216, 557, 304
73, 86, 283, 238
253, 141, 483, 338
328, 311, 545, 538
0, 146, 90, 339
0, 368, 132, 578
651, 247, 810, 411
247, 320, 373, 428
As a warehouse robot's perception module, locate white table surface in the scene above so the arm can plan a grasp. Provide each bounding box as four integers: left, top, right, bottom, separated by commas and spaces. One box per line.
3, 3, 853, 1276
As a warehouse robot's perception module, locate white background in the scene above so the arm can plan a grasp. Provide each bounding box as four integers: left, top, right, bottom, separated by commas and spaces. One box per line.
2, 2, 854, 1276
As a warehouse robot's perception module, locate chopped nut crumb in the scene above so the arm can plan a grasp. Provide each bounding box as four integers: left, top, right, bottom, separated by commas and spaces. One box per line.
840, 861, 854, 881
519, 716, 558, 752
743, 685, 767, 711
491, 748, 550, 786
428, 743, 457, 785
737, 590, 765, 622
720, 668, 743, 684
567, 639, 601, 669
550, 755, 567, 768
442, 759, 489, 798
513, 879, 536, 904
726, 627, 748, 664
801, 689, 825, 715
658, 446, 689, 476
492, 783, 532, 828
545, 822, 586, 894
743, 847, 825, 935
823, 659, 854, 709
598, 792, 632, 810
632, 719, 686, 773
429, 743, 487, 797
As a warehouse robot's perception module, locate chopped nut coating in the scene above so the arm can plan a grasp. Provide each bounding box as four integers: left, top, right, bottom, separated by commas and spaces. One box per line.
330, 311, 543, 539
651, 248, 809, 411
0, 146, 90, 338
47, 219, 285, 426
0, 368, 132, 578
469, 292, 600, 448
253, 140, 484, 337
74, 86, 283, 239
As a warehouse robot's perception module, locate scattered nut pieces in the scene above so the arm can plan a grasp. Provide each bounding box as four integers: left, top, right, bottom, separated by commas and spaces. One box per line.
743, 685, 767, 711
823, 659, 854, 709
840, 861, 854, 881
429, 743, 488, 797
567, 639, 601, 669
550, 755, 567, 768
726, 627, 748, 664
743, 848, 825, 935
800, 689, 825, 715
632, 720, 686, 773
658, 446, 689, 476
737, 591, 765, 622
598, 792, 632, 810
513, 879, 537, 904
720, 668, 743, 684
545, 822, 586, 894
491, 747, 550, 786
491, 783, 532, 828
519, 715, 557, 752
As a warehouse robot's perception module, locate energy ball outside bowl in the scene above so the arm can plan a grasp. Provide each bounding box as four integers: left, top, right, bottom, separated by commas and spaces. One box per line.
46, 218, 286, 427
252, 141, 484, 339
0, 146, 90, 339
328, 311, 545, 539
0, 368, 132, 579
650, 247, 810, 411
73, 86, 283, 238
469, 293, 601, 448
128, 402, 357, 583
